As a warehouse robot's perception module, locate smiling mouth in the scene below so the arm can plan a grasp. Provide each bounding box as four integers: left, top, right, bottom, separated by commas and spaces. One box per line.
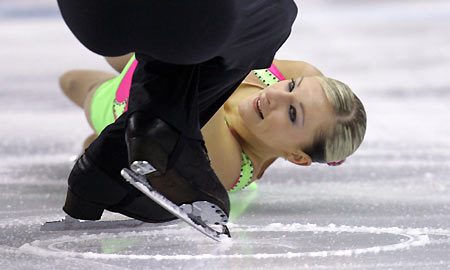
256, 97, 264, 119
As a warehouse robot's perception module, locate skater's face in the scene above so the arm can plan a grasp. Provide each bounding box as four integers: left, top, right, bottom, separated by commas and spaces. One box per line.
238, 76, 334, 159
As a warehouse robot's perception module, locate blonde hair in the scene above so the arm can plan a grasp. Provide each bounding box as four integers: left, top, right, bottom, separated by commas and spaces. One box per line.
303, 76, 367, 163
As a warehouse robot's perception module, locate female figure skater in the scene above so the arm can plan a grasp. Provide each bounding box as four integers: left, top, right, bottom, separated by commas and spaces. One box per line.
60, 54, 366, 195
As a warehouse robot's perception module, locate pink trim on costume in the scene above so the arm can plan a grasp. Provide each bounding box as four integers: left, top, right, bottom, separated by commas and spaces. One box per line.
115, 59, 138, 112
228, 176, 240, 191
267, 63, 286, 81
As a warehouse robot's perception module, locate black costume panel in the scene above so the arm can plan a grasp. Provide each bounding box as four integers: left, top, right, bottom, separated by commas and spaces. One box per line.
57, 0, 297, 69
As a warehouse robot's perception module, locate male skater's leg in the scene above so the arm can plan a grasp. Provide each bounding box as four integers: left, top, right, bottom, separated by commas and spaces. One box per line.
58, 0, 297, 222
64, 112, 179, 222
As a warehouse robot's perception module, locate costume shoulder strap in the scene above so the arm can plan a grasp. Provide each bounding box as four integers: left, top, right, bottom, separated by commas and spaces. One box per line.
252, 63, 286, 86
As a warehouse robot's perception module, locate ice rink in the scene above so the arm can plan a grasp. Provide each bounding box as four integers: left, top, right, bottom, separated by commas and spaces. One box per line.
1, 0, 450, 269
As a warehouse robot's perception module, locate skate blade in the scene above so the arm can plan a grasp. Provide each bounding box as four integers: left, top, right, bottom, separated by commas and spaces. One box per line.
121, 168, 231, 242
40, 216, 145, 231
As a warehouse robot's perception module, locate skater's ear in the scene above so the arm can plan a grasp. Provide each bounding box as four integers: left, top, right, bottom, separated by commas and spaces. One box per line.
284, 151, 312, 166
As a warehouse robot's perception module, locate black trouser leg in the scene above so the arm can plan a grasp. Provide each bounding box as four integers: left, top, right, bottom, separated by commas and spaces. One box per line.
127, 55, 202, 140
57, 0, 236, 64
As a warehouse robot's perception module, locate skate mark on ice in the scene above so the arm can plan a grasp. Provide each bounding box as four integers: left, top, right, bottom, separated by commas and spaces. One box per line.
18, 223, 450, 261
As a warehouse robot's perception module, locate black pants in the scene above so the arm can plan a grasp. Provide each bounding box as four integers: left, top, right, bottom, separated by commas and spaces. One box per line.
57, 0, 297, 173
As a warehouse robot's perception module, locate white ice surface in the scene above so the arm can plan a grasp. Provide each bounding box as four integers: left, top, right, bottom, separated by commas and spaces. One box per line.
1, 0, 450, 269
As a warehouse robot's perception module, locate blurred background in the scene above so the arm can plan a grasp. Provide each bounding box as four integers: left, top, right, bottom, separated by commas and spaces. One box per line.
1, 0, 450, 269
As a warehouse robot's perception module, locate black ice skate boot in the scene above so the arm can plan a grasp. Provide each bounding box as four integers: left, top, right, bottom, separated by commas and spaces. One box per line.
125, 111, 231, 222
63, 153, 177, 222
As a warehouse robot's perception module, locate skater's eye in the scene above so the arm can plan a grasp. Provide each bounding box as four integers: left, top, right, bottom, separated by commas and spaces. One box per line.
289, 105, 296, 123
288, 79, 296, 123
287, 77, 304, 126
289, 78, 295, 92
